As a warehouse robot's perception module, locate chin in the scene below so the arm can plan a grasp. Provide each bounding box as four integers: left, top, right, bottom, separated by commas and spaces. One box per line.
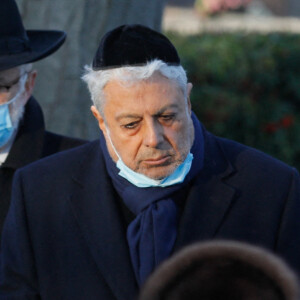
140, 165, 178, 180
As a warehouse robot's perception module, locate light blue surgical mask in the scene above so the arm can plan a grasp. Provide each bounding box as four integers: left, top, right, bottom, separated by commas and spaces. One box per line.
0, 99, 14, 148
0, 74, 27, 148
106, 128, 193, 188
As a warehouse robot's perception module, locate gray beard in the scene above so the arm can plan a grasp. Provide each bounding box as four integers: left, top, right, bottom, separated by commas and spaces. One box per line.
10, 98, 25, 130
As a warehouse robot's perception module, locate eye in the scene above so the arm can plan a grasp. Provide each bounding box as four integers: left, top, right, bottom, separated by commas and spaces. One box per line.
0, 85, 10, 93
160, 114, 176, 123
122, 121, 140, 129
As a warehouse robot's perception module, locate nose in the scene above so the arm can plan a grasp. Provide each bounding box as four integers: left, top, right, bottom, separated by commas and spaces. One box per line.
143, 119, 164, 148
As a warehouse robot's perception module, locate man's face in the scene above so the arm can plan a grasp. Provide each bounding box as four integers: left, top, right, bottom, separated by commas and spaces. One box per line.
0, 66, 36, 130
0, 67, 23, 104
92, 72, 194, 180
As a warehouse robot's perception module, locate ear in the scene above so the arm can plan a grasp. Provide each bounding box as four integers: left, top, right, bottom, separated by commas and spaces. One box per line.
24, 70, 37, 104
91, 105, 106, 133
186, 82, 193, 114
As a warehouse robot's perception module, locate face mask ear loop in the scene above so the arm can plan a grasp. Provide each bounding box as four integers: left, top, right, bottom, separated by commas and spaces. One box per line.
105, 125, 122, 161
0, 73, 28, 107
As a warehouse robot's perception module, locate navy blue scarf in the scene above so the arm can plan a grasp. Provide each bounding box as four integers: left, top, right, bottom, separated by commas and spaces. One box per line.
100, 113, 204, 285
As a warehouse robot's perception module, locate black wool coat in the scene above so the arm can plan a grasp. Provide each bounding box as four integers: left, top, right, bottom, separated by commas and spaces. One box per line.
0, 125, 300, 300
0, 97, 86, 237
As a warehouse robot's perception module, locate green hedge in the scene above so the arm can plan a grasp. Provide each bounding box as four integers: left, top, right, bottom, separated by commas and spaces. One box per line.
165, 32, 300, 170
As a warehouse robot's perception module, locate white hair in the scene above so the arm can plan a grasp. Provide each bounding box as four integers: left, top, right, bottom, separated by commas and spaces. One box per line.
9, 63, 33, 128
19, 63, 33, 74
82, 59, 188, 115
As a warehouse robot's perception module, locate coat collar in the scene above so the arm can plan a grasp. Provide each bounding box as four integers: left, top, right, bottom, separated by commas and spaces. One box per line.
2, 97, 45, 169
69, 126, 237, 299
69, 141, 138, 300
175, 129, 237, 250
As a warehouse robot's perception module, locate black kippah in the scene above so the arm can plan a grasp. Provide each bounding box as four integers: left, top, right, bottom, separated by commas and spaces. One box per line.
92, 24, 180, 70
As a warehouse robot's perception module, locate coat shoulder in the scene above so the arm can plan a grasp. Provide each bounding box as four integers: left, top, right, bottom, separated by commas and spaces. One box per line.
211, 134, 297, 176
42, 131, 88, 156
16, 140, 100, 180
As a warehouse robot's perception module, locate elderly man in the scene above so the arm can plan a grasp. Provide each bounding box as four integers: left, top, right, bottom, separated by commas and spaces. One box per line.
0, 24, 300, 300
0, 0, 86, 237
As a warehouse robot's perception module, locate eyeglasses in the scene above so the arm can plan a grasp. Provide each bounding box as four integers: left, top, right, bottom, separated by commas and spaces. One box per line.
0, 72, 28, 93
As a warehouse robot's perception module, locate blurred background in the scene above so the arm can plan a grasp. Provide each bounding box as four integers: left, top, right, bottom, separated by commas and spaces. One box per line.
16, 0, 300, 169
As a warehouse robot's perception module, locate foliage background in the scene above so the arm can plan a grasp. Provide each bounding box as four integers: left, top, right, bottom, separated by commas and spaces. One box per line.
166, 32, 300, 170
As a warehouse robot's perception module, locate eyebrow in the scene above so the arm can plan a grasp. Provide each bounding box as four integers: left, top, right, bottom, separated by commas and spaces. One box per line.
0, 76, 18, 85
115, 104, 180, 121
154, 104, 180, 116
115, 113, 141, 122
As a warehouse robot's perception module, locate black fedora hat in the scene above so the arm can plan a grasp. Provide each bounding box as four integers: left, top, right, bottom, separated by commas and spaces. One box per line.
0, 0, 66, 71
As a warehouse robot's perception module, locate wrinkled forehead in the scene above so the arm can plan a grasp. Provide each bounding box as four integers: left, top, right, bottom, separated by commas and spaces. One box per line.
105, 71, 179, 93
0, 67, 21, 83
102, 74, 186, 117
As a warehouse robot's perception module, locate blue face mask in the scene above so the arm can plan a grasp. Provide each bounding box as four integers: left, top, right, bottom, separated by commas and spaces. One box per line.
0, 98, 16, 148
116, 152, 193, 188
0, 74, 27, 148
106, 128, 193, 188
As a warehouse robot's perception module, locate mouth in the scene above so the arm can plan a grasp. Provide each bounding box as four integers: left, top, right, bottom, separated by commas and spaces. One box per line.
143, 155, 171, 166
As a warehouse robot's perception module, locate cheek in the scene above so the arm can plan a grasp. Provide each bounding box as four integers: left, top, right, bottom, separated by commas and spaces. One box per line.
114, 134, 142, 162
167, 122, 190, 149
0, 93, 11, 104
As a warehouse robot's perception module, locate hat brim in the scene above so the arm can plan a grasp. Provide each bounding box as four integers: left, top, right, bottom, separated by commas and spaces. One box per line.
0, 29, 66, 71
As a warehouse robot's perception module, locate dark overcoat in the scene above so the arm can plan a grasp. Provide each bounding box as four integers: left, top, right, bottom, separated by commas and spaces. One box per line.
0, 126, 300, 300
0, 97, 86, 237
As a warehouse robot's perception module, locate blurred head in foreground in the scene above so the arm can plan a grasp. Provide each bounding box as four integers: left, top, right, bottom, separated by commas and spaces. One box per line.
139, 241, 300, 300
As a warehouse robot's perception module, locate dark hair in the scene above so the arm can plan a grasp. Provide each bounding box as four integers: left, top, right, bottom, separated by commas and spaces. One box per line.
139, 241, 299, 300
159, 257, 285, 300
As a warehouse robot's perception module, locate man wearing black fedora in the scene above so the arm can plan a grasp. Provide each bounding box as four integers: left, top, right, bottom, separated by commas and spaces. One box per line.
1, 24, 300, 300
0, 0, 86, 238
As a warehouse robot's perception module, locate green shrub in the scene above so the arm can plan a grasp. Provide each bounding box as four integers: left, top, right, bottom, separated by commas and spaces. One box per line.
165, 32, 300, 170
